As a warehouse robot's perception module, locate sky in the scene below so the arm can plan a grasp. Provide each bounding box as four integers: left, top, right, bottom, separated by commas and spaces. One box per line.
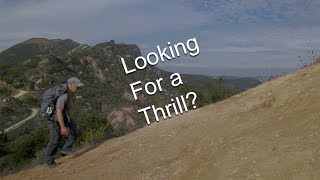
1, 0, 320, 77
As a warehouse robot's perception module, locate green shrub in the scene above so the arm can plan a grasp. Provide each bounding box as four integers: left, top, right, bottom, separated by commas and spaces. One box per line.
180, 83, 207, 108
0, 107, 14, 116
25, 58, 39, 68
205, 82, 233, 103
76, 116, 113, 146
115, 126, 128, 137
21, 95, 39, 107
0, 132, 9, 158
0, 87, 12, 97
0, 128, 48, 173
7, 69, 17, 78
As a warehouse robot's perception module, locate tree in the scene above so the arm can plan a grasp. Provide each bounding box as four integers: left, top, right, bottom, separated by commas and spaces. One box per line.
180, 83, 207, 108
205, 81, 233, 103
0, 131, 10, 157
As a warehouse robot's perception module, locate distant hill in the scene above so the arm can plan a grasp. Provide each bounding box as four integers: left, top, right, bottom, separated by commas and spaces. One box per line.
0, 38, 79, 66
181, 74, 260, 93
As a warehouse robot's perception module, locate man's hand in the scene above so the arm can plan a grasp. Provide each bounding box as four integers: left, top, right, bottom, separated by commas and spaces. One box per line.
61, 126, 70, 137
56, 107, 69, 137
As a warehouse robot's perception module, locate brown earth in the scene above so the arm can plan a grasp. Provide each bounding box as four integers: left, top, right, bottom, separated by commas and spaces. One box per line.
5, 64, 320, 180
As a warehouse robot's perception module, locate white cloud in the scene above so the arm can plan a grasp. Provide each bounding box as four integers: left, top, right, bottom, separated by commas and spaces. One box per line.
183, 0, 316, 24
0, 0, 207, 50
1, 0, 320, 76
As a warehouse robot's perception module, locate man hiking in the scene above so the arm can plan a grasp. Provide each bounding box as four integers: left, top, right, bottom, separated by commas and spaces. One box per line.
43, 77, 84, 168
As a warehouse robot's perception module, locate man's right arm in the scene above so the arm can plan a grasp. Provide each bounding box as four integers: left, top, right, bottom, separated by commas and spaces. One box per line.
56, 107, 69, 136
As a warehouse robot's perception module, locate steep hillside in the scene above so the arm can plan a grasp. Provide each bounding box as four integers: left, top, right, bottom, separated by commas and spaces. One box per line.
5, 63, 320, 179
0, 38, 180, 131
0, 97, 31, 130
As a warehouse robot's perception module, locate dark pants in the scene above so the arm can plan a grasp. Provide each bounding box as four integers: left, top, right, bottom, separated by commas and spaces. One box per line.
44, 116, 79, 164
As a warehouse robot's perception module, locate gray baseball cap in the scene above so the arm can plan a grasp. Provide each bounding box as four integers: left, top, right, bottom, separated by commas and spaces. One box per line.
67, 77, 84, 87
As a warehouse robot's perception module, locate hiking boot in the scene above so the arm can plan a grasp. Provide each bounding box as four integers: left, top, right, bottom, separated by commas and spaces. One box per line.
60, 150, 74, 156
43, 162, 60, 168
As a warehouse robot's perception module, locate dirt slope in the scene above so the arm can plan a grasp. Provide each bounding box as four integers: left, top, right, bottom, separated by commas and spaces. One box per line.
6, 64, 320, 180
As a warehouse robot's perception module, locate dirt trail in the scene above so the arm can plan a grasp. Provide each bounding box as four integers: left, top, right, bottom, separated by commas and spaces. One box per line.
13, 90, 29, 98
2, 90, 38, 133
5, 64, 320, 179
4, 108, 39, 133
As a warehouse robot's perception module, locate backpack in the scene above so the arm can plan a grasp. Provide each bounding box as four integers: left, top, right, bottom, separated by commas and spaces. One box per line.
40, 83, 68, 120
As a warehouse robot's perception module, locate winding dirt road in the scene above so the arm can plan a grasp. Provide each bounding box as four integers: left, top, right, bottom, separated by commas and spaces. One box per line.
4, 108, 39, 133
2, 90, 39, 133
12, 90, 29, 98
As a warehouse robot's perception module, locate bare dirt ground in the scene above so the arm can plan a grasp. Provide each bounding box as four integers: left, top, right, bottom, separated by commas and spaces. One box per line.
12, 90, 29, 99
5, 64, 320, 179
